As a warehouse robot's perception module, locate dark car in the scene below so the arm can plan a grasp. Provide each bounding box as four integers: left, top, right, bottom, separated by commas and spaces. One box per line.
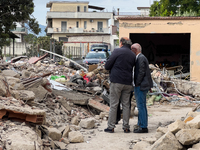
83, 51, 110, 65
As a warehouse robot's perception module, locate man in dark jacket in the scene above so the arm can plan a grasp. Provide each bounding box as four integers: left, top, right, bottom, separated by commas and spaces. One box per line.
104, 37, 136, 133
131, 43, 153, 133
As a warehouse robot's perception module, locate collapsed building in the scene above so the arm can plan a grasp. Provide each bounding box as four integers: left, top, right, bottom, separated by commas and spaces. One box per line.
0, 51, 200, 150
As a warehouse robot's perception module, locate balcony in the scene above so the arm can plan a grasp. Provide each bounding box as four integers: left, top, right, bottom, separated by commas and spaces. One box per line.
47, 11, 112, 19
10, 27, 28, 34
47, 27, 110, 34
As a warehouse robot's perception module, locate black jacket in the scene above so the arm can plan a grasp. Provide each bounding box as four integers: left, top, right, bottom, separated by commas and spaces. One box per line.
134, 53, 153, 91
105, 45, 136, 85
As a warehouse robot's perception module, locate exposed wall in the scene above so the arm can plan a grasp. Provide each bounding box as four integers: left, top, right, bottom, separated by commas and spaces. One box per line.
51, 3, 88, 12
118, 18, 200, 82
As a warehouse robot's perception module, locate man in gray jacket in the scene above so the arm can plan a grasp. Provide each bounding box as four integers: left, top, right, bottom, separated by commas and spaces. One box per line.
104, 37, 136, 133
131, 43, 153, 133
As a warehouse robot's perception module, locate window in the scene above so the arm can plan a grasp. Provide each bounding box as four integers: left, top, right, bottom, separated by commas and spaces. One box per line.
97, 22, 103, 32
61, 21, 67, 32
77, 6, 80, 12
84, 6, 87, 12
76, 21, 79, 28
84, 21, 87, 29
59, 37, 68, 42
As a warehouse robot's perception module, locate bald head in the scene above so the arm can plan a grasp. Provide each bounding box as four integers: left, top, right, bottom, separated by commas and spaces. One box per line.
131, 43, 142, 55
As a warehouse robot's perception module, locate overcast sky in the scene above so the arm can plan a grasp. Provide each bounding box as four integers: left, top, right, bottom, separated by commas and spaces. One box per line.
33, 0, 155, 26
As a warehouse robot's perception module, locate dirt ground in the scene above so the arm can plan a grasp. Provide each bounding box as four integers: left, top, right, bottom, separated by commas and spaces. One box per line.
67, 104, 194, 150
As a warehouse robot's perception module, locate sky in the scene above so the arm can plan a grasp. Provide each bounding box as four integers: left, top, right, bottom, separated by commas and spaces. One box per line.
33, 0, 156, 26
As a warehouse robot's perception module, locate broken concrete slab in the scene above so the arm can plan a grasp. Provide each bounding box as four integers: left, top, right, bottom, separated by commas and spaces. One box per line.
186, 115, 200, 129
88, 99, 110, 112
175, 129, 200, 145
21, 70, 31, 78
54, 141, 67, 149
79, 118, 95, 129
13, 90, 35, 101
192, 143, 200, 149
57, 96, 71, 112
71, 116, 79, 125
2, 70, 20, 78
172, 79, 200, 97
168, 120, 189, 134
68, 131, 84, 143
28, 85, 48, 100
5, 126, 42, 150
62, 125, 70, 138
52, 90, 90, 105
48, 128, 62, 141
151, 131, 183, 150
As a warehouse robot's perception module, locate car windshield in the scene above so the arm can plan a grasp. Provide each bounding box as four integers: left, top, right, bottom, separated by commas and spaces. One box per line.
85, 52, 107, 59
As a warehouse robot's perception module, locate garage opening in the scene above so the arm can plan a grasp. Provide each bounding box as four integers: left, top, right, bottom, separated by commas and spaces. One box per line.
130, 33, 190, 75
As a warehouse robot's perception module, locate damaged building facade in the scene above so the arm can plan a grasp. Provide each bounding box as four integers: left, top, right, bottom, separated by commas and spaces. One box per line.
118, 17, 200, 82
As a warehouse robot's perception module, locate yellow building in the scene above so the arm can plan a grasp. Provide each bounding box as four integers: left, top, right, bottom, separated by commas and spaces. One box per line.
118, 16, 200, 82
46, 1, 115, 54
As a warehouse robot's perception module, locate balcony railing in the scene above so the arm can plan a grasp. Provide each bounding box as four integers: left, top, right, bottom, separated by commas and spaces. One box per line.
10, 27, 28, 34
47, 11, 112, 19
47, 27, 110, 34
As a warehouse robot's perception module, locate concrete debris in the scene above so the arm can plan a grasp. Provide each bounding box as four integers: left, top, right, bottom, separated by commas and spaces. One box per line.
2, 70, 20, 78
79, 118, 96, 129
48, 128, 62, 141
68, 131, 84, 143
62, 125, 70, 138
1, 55, 200, 149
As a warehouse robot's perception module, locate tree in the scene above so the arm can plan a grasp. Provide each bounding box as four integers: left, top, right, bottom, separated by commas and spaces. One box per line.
149, 0, 178, 16
0, 0, 41, 50
149, 0, 200, 17
24, 34, 63, 57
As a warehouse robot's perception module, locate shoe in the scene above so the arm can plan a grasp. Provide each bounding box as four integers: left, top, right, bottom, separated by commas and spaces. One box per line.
104, 128, 114, 133
124, 128, 130, 133
133, 124, 139, 132
133, 127, 148, 133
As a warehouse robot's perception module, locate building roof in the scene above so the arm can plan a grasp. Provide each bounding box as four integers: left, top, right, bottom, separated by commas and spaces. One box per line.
46, 1, 89, 8
117, 16, 200, 20
137, 7, 150, 10
8, 32, 20, 39
88, 5, 105, 10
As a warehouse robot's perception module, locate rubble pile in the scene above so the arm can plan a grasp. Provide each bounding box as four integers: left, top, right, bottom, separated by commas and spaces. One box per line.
0, 54, 200, 149
131, 110, 200, 150
0, 55, 110, 149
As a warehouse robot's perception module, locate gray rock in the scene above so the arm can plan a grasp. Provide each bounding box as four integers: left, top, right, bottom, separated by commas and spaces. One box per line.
2, 70, 20, 78
176, 129, 200, 145
21, 70, 31, 78
168, 120, 189, 134
68, 131, 84, 143
187, 115, 200, 129
62, 125, 70, 138
48, 128, 62, 141
54, 141, 67, 149
151, 131, 183, 150
80, 118, 95, 129
71, 116, 79, 125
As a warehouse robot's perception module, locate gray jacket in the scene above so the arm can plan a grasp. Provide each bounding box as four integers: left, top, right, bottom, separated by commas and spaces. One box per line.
134, 53, 153, 91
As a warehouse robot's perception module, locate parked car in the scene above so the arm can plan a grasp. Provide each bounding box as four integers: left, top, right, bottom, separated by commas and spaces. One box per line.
90, 44, 108, 52
83, 51, 110, 65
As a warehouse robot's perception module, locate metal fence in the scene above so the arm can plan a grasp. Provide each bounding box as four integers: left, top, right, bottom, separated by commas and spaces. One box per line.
63, 46, 82, 60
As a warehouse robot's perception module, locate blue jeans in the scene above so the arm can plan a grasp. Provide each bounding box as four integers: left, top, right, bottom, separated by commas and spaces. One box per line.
134, 86, 148, 128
